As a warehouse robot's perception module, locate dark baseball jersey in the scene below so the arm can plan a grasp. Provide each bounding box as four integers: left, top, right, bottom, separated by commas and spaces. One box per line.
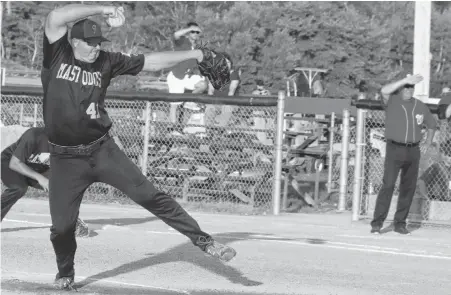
171, 36, 197, 79
1, 127, 50, 170
438, 94, 451, 120
384, 93, 436, 143
41, 33, 145, 146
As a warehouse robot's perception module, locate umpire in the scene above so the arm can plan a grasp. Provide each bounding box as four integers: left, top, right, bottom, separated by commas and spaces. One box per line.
371, 73, 437, 235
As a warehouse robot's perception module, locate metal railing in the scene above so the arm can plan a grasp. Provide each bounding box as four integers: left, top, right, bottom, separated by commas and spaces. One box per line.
1, 86, 355, 216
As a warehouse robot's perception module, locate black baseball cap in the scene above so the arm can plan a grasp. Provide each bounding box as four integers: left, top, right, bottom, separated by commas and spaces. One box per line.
70, 19, 109, 45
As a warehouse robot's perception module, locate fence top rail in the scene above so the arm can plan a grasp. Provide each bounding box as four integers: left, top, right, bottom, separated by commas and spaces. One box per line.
352, 99, 440, 114
0, 86, 278, 107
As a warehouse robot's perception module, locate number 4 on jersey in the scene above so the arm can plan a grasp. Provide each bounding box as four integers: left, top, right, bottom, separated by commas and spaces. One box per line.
86, 102, 100, 119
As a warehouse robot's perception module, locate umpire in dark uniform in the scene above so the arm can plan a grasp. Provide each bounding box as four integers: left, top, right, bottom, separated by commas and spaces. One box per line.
371, 73, 437, 235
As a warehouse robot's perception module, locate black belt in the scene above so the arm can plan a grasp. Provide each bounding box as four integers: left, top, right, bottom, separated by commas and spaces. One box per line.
49, 133, 111, 156
389, 140, 420, 147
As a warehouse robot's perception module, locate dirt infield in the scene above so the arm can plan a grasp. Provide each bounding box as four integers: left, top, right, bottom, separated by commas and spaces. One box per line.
2, 199, 451, 295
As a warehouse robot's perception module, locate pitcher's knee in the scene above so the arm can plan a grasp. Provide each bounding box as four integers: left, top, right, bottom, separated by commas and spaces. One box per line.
50, 220, 77, 237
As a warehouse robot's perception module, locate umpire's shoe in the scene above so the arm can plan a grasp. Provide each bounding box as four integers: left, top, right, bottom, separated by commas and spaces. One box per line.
197, 236, 237, 262
54, 273, 76, 291
75, 218, 89, 238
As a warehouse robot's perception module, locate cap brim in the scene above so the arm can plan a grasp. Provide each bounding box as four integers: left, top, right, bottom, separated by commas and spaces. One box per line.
84, 36, 110, 44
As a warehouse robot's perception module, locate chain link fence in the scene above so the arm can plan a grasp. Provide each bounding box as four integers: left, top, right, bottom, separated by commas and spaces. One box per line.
358, 109, 451, 224
1, 93, 276, 212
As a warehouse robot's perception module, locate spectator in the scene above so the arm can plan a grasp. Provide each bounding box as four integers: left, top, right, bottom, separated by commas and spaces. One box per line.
250, 80, 273, 145
370, 73, 437, 235
167, 22, 208, 133
418, 139, 451, 202
204, 53, 240, 134
252, 80, 271, 96
312, 73, 326, 98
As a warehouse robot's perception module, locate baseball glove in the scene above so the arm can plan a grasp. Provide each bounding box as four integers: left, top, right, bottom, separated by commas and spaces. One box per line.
75, 218, 89, 238
196, 44, 231, 91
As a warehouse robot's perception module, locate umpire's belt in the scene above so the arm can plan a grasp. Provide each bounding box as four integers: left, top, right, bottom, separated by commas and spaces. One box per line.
49, 133, 111, 156
389, 140, 420, 147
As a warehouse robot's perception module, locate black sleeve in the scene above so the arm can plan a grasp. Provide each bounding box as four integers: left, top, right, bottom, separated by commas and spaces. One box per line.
12, 129, 39, 163
107, 52, 145, 79
230, 70, 240, 81
42, 32, 70, 69
174, 36, 189, 49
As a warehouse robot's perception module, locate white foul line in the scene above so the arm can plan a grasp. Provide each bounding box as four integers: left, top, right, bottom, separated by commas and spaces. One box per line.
3, 218, 51, 226
4, 271, 191, 294
4, 218, 451, 261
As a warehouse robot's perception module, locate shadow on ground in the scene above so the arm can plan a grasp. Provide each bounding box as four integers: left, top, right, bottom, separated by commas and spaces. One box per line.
76, 232, 267, 289
1, 226, 49, 233
83, 216, 159, 226
380, 222, 422, 234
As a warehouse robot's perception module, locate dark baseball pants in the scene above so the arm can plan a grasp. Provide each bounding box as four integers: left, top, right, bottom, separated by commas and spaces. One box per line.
49, 137, 211, 278
371, 141, 421, 228
1, 159, 49, 221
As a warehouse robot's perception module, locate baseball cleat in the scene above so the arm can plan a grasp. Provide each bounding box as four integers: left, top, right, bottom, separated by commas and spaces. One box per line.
75, 218, 89, 238
197, 236, 237, 262
54, 273, 76, 291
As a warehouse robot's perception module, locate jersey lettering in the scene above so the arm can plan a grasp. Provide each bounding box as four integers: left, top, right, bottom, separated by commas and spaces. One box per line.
69, 66, 82, 82
62, 65, 72, 80
86, 102, 100, 119
56, 63, 102, 88
56, 63, 68, 79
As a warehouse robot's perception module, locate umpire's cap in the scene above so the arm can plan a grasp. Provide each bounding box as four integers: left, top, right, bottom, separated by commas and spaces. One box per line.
71, 19, 109, 45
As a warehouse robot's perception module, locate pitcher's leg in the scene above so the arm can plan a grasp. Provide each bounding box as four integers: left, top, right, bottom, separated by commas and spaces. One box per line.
96, 140, 236, 261
49, 155, 93, 279
394, 147, 421, 228
96, 141, 208, 243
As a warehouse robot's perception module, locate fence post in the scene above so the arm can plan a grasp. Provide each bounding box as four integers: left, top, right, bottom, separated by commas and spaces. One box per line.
1, 67, 5, 86
327, 112, 335, 194
19, 104, 24, 126
272, 91, 286, 215
337, 108, 350, 211
141, 102, 151, 175
352, 108, 365, 221
33, 104, 38, 127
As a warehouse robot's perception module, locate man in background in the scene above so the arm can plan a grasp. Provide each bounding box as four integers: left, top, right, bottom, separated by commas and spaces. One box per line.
252, 80, 271, 96
205, 53, 241, 134
167, 22, 208, 133
371, 73, 436, 235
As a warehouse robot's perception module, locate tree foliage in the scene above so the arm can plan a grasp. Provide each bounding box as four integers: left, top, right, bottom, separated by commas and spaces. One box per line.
1, 1, 450, 96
